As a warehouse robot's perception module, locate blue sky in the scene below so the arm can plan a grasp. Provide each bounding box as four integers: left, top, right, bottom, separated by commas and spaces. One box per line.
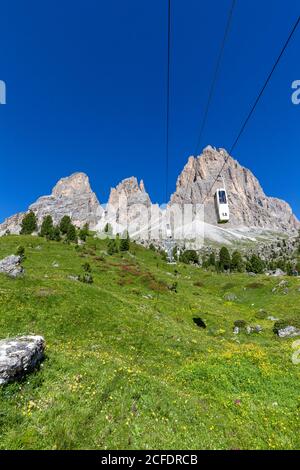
0, 0, 299, 221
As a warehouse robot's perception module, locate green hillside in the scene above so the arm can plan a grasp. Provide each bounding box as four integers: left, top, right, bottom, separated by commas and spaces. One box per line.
0, 235, 300, 450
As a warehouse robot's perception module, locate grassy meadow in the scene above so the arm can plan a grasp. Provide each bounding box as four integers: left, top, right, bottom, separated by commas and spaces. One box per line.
0, 235, 300, 450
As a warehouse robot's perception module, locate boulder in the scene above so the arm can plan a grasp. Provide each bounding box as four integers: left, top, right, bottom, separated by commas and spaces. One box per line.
272, 269, 286, 277
224, 293, 237, 301
267, 316, 279, 321
0, 335, 45, 385
276, 326, 300, 338
278, 280, 288, 287
0, 255, 24, 278
246, 325, 262, 334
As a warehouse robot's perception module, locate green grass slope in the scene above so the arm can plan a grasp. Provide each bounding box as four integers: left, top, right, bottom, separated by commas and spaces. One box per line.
0, 235, 300, 450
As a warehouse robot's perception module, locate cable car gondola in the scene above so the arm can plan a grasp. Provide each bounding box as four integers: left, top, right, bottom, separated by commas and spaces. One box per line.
215, 187, 229, 223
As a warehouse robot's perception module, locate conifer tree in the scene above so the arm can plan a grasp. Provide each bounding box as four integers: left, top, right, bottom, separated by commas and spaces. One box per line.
66, 223, 77, 243
107, 239, 118, 255
219, 247, 231, 271
247, 254, 265, 274
231, 251, 244, 272
79, 223, 89, 242
20, 211, 37, 235
50, 226, 61, 242
59, 215, 72, 235
120, 232, 130, 251
40, 215, 54, 238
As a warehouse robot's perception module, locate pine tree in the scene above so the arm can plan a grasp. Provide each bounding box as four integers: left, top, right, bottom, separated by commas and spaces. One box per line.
20, 211, 37, 235
104, 223, 112, 235
59, 215, 72, 235
120, 232, 130, 251
50, 226, 61, 241
286, 261, 293, 276
201, 255, 209, 269
180, 250, 199, 264
40, 215, 54, 238
248, 254, 265, 274
66, 223, 77, 243
208, 252, 216, 267
276, 258, 286, 272
79, 223, 89, 242
231, 251, 244, 272
219, 247, 231, 271
107, 239, 118, 255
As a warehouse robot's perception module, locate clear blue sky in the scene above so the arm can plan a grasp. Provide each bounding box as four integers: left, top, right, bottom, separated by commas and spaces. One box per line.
0, 0, 299, 221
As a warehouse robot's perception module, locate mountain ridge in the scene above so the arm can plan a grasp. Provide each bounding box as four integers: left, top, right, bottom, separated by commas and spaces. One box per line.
0, 146, 299, 238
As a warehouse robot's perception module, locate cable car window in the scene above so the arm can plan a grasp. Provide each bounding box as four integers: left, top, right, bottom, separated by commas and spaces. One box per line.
218, 190, 227, 204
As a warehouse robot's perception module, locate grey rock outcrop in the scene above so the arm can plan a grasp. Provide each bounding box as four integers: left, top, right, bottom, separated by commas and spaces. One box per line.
276, 326, 300, 338
170, 146, 299, 233
0, 213, 24, 235
0, 335, 45, 385
0, 255, 24, 278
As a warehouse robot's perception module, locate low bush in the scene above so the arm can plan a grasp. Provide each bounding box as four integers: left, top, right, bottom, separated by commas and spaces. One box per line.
15, 245, 25, 261
78, 273, 94, 284
247, 282, 265, 289
234, 320, 247, 329
194, 281, 204, 288
255, 309, 268, 319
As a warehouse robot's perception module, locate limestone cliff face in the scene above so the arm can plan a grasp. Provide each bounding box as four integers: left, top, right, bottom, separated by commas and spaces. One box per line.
0, 172, 102, 234
0, 213, 25, 235
170, 146, 299, 232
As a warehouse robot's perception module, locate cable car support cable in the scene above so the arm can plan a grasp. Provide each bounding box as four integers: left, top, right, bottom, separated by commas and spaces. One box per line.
202, 14, 300, 206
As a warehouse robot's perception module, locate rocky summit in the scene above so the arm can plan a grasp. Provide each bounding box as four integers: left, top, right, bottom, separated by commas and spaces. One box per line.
0, 147, 299, 239
0, 172, 103, 234
170, 146, 299, 233
96, 177, 155, 235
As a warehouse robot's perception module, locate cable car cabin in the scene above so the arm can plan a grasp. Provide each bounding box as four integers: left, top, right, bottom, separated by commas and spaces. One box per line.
215, 189, 229, 223
166, 224, 172, 239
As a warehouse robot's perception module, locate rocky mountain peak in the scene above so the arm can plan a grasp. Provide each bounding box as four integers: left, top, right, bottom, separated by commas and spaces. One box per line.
52, 172, 93, 198
108, 177, 151, 208
170, 146, 299, 232
139, 179, 146, 192
0, 172, 103, 235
